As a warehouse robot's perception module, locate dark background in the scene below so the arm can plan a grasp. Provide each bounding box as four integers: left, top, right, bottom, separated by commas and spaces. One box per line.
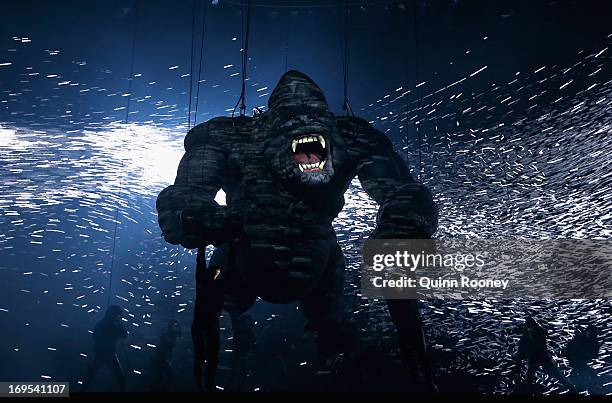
0, 0, 611, 394
1, 0, 610, 124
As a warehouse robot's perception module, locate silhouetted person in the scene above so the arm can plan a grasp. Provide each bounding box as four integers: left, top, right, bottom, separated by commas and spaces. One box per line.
511, 317, 577, 394
150, 319, 182, 392
82, 305, 128, 392
192, 248, 224, 392
566, 324, 602, 393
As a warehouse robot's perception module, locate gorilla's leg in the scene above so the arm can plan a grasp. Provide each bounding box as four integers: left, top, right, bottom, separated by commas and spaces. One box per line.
385, 299, 438, 392
225, 317, 256, 390
225, 301, 256, 390
300, 240, 347, 360
225, 298, 257, 358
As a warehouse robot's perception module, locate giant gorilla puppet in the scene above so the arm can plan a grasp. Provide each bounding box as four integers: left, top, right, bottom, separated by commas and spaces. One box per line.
157, 70, 439, 391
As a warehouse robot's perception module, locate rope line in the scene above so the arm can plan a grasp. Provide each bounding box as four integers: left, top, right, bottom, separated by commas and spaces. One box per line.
284, 9, 289, 73
187, 0, 197, 129
171, 250, 180, 318
414, 0, 422, 181
232, 0, 252, 117
342, 2, 354, 116
194, 1, 209, 126
108, 1, 139, 308
403, 4, 411, 171
176, 0, 203, 317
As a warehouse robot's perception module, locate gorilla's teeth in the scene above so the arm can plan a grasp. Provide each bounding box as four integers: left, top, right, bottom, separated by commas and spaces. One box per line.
293, 136, 326, 152
298, 161, 326, 172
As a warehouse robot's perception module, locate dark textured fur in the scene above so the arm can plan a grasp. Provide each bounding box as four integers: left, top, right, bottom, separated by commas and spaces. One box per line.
157, 70, 439, 390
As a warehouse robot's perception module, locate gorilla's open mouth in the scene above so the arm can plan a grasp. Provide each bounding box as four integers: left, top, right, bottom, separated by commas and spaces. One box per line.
291, 134, 327, 172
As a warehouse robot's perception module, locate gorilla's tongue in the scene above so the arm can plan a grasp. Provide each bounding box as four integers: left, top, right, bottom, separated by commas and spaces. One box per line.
293, 153, 321, 164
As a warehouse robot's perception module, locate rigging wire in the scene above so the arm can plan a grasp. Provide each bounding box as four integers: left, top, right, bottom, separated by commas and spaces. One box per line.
188, 0, 197, 129
194, 1, 209, 126
108, 1, 139, 308
342, 2, 354, 116
403, 3, 411, 172
413, 0, 422, 181
171, 249, 180, 318
177, 0, 205, 317
232, 0, 252, 117
283, 9, 289, 73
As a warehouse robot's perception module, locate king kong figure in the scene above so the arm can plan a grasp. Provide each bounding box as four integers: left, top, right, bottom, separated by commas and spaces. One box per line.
156, 70, 439, 391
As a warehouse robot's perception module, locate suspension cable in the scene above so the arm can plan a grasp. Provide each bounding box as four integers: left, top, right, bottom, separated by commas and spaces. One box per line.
172, 249, 179, 318
108, 0, 139, 308
187, 0, 197, 129
283, 10, 289, 73
414, 0, 422, 181
194, 1, 209, 126
342, 2, 354, 116
403, 5, 411, 171
232, 0, 252, 117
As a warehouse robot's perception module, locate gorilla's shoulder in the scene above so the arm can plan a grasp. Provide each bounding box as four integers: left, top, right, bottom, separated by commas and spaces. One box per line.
335, 115, 392, 149
184, 116, 251, 151
335, 115, 371, 130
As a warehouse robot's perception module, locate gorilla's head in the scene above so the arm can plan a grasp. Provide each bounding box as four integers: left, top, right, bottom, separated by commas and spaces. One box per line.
263, 70, 343, 186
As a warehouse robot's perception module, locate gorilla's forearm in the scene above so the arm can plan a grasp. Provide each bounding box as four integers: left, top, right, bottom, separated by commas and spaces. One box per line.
338, 116, 438, 239
371, 181, 438, 239
181, 202, 243, 246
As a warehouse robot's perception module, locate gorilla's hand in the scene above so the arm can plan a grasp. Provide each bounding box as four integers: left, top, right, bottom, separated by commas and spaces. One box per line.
157, 186, 201, 248
370, 225, 431, 240
157, 185, 242, 249
369, 186, 438, 240
181, 203, 243, 247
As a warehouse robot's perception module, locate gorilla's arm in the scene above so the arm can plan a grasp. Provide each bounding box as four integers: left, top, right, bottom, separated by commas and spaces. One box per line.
156, 117, 242, 248
338, 116, 438, 239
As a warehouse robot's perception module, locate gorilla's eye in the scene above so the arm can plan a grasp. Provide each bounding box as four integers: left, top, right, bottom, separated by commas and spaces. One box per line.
280, 108, 298, 119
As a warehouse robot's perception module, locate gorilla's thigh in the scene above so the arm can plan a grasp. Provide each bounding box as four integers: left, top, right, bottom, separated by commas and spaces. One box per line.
224, 288, 257, 317
300, 240, 345, 328
209, 244, 257, 316
236, 237, 334, 303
